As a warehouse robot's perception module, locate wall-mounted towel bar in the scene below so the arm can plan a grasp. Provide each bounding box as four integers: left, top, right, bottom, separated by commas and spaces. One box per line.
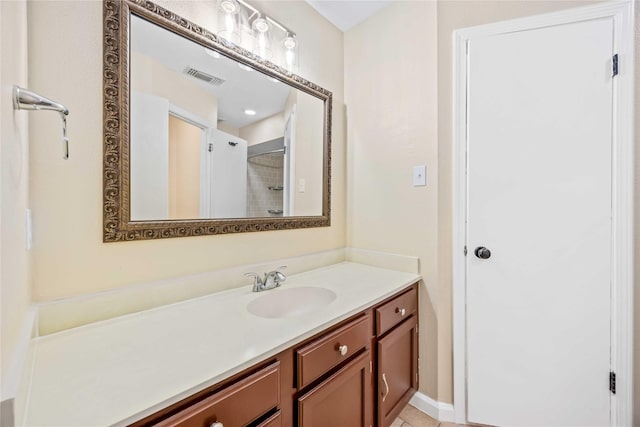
13, 86, 70, 160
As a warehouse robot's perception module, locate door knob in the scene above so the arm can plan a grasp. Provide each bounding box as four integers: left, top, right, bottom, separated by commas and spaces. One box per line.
474, 246, 491, 259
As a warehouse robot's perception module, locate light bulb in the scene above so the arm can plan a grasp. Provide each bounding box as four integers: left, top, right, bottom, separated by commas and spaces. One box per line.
244, 109, 256, 115
253, 17, 269, 33
283, 36, 296, 50
219, 0, 238, 14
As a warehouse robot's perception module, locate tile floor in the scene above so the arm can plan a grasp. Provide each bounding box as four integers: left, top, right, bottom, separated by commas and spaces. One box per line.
393, 404, 470, 427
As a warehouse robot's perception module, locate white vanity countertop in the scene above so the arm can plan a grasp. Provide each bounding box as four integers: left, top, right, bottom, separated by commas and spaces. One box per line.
22, 262, 420, 426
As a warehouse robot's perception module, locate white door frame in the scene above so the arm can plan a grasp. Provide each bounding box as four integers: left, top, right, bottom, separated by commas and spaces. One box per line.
168, 104, 213, 218
452, 1, 635, 425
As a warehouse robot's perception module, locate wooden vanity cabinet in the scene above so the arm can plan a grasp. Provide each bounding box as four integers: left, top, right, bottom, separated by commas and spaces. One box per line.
132, 283, 419, 427
375, 287, 419, 427
295, 314, 370, 389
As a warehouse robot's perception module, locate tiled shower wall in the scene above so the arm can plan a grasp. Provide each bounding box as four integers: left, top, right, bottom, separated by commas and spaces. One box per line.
247, 153, 284, 217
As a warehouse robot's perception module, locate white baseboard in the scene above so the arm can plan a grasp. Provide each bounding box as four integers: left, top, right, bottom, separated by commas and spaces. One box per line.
410, 391, 455, 423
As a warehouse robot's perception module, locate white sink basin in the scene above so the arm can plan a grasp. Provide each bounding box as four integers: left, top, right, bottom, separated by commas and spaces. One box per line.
247, 286, 337, 319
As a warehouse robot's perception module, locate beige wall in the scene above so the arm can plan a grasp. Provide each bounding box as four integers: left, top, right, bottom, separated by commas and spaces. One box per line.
27, 0, 345, 301
217, 122, 239, 137
1, 0, 31, 396
132, 51, 218, 126
168, 115, 201, 219
344, 0, 440, 399
347, 0, 637, 407
15, 0, 639, 420
239, 113, 284, 145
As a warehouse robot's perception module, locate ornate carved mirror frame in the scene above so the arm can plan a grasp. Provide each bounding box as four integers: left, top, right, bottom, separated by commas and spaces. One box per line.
103, 0, 332, 242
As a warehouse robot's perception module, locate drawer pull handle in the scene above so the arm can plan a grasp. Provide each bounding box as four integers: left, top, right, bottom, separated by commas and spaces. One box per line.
337, 344, 348, 356
396, 307, 406, 316
382, 373, 390, 402
210, 422, 224, 427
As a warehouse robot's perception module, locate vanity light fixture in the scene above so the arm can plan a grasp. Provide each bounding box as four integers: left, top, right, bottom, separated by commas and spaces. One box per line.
216, 0, 298, 73
244, 109, 256, 115
216, 0, 246, 45
251, 14, 273, 60
282, 31, 298, 73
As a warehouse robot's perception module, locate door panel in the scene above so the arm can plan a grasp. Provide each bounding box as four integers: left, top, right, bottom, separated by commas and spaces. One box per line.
207, 128, 247, 218
466, 18, 613, 426
297, 351, 372, 427
377, 316, 418, 427
130, 92, 169, 220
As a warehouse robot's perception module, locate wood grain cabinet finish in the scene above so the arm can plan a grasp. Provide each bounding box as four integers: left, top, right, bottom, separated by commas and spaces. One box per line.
154, 362, 280, 427
256, 411, 282, 427
297, 351, 373, 427
377, 315, 418, 427
296, 315, 370, 389
375, 287, 417, 336
133, 282, 419, 427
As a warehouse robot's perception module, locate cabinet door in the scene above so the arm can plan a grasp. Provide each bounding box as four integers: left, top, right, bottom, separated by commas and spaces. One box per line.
377, 316, 418, 427
298, 351, 372, 427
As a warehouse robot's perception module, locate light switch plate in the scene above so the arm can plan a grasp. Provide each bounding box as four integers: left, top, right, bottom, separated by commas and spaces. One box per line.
298, 178, 306, 193
413, 165, 426, 186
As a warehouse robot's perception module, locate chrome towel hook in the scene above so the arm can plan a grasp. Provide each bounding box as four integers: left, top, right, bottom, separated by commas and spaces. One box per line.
13, 86, 70, 159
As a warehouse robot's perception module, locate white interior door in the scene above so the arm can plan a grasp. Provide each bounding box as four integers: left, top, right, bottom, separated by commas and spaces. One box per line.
466, 18, 613, 426
207, 128, 247, 218
130, 92, 169, 220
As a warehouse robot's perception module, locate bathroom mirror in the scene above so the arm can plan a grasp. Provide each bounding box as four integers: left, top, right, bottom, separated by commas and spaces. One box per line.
103, 0, 332, 241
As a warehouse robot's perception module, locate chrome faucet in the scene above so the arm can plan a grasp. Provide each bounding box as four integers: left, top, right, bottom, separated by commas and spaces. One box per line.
245, 266, 287, 292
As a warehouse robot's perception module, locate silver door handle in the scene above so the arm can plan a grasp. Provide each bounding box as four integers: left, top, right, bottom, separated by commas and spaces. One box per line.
382, 373, 390, 402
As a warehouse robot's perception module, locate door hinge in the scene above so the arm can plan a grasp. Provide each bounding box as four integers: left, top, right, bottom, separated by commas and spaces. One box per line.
612, 54, 618, 77
208, 143, 213, 152
609, 371, 616, 394
370, 361, 373, 373
464, 245, 468, 256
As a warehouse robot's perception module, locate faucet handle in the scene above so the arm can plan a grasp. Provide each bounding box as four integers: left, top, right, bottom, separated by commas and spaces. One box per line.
273, 266, 287, 283
244, 272, 264, 290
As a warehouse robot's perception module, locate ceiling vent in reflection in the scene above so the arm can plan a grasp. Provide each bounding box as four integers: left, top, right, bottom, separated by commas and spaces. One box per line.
183, 67, 226, 86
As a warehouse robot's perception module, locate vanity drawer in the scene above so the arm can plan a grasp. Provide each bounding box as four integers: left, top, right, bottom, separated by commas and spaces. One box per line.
296, 315, 370, 389
376, 286, 417, 336
256, 410, 281, 427
154, 362, 280, 427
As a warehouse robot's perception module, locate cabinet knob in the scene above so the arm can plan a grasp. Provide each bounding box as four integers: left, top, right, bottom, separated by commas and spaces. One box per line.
396, 307, 406, 316
337, 344, 348, 356
210, 423, 223, 427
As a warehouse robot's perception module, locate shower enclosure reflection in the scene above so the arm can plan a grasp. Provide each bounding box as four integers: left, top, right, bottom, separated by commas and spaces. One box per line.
129, 14, 324, 221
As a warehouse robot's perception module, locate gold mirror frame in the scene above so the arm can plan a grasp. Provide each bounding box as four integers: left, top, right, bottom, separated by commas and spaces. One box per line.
103, 0, 332, 242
